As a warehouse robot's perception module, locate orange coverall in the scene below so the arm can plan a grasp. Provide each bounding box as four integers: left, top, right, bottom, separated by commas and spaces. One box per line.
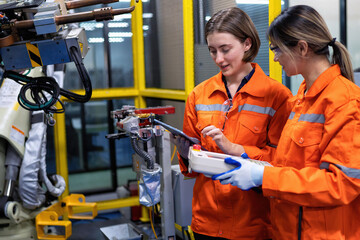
262, 65, 360, 240
179, 63, 292, 239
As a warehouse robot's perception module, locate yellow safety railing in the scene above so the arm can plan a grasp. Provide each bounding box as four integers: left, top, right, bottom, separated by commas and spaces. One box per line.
183, 0, 195, 96
269, 0, 283, 83
54, 0, 281, 213
131, 0, 146, 108
54, 0, 194, 206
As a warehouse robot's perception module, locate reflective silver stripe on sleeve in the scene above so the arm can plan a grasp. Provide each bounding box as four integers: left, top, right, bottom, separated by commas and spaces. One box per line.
195, 104, 222, 112
320, 162, 360, 179
238, 104, 276, 117
298, 113, 325, 124
289, 112, 295, 120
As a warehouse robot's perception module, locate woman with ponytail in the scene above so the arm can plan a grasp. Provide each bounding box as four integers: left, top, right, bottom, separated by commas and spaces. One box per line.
213, 5, 360, 239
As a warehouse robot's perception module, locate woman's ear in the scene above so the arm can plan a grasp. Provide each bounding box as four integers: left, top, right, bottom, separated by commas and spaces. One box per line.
297, 40, 308, 57
244, 37, 252, 52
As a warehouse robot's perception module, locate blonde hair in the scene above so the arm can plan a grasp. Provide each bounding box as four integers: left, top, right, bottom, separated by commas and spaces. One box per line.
205, 7, 260, 62
267, 5, 354, 82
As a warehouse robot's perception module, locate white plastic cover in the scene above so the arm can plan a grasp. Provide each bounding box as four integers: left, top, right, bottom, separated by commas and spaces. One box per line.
139, 163, 162, 207
19, 112, 65, 209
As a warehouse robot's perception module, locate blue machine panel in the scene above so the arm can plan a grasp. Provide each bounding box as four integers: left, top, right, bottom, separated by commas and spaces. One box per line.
1, 44, 32, 70
0, 39, 71, 70
36, 39, 71, 65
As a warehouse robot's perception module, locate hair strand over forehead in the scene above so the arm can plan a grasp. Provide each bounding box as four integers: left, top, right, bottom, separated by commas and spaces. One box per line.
205, 7, 260, 62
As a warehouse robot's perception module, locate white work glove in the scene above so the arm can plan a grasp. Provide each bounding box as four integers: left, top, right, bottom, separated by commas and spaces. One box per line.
212, 157, 264, 191
170, 134, 190, 159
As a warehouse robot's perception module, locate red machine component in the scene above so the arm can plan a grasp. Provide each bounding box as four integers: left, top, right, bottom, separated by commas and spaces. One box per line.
134, 106, 175, 115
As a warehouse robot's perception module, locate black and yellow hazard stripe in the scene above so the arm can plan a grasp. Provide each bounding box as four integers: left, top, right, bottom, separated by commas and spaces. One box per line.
79, 42, 83, 54
26, 43, 43, 67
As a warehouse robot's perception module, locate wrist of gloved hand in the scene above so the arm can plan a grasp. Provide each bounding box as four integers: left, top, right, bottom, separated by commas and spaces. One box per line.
240, 152, 263, 186
250, 163, 264, 186
212, 157, 264, 190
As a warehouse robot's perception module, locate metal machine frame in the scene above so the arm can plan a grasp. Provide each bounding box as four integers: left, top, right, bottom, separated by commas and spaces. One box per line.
108, 105, 176, 239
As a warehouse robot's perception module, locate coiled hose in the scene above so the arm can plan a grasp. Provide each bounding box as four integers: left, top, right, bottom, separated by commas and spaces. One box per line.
3, 46, 92, 113
130, 136, 154, 170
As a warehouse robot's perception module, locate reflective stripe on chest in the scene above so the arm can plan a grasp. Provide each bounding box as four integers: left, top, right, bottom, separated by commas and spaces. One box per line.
196, 103, 276, 117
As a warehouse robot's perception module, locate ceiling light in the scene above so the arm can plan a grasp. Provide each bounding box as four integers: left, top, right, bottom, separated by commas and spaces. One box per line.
88, 37, 104, 43
108, 32, 133, 37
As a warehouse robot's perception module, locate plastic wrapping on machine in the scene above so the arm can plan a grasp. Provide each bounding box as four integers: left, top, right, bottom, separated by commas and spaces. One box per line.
139, 164, 162, 207
19, 111, 66, 209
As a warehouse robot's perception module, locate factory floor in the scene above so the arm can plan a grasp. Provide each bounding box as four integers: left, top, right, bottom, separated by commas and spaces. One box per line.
68, 211, 162, 240
65, 173, 193, 240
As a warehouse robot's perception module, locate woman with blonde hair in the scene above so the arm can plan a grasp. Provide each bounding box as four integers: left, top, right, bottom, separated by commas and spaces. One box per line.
214, 5, 360, 240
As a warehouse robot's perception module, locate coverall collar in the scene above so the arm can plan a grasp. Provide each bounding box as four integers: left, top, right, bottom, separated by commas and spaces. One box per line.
297, 64, 342, 99
222, 67, 254, 99
207, 63, 269, 99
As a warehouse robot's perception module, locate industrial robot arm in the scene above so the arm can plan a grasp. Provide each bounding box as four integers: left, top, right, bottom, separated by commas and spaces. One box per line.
0, 1, 138, 239
0, 0, 137, 113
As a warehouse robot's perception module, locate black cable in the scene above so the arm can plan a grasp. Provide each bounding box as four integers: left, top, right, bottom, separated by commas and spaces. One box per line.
18, 76, 63, 113
185, 228, 192, 240
130, 136, 154, 169
60, 46, 92, 103
298, 206, 303, 240
152, 205, 155, 224
181, 227, 186, 240
4, 71, 64, 113
2, 45, 92, 114
154, 203, 161, 216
